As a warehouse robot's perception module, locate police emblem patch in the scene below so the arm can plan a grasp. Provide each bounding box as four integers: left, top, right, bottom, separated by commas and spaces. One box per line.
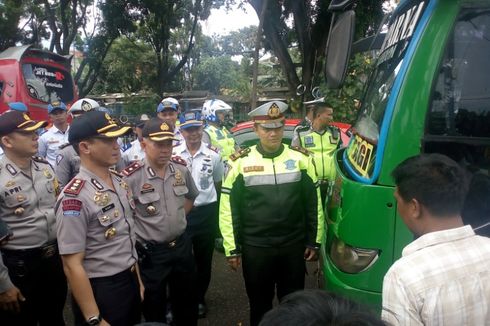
284, 159, 296, 171
304, 136, 315, 148
62, 199, 82, 217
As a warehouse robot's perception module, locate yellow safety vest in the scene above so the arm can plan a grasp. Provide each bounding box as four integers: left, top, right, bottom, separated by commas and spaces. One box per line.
205, 124, 235, 160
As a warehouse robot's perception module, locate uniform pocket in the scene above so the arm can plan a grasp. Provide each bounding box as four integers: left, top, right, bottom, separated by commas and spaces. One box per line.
135, 192, 161, 217
173, 185, 189, 196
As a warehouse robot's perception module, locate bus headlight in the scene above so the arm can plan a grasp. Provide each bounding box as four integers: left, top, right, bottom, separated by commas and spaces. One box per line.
329, 236, 379, 274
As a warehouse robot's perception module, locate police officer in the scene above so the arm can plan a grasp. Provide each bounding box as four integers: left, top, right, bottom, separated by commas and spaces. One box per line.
0, 110, 67, 325
38, 101, 70, 166
121, 114, 150, 167
202, 99, 236, 161
291, 99, 315, 145
0, 102, 31, 159
156, 97, 183, 145
291, 98, 342, 203
174, 111, 223, 318
55, 98, 101, 188
123, 118, 199, 325
219, 101, 325, 326
56, 110, 142, 326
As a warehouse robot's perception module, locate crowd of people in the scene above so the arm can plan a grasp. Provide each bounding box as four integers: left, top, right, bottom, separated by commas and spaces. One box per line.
0, 95, 489, 326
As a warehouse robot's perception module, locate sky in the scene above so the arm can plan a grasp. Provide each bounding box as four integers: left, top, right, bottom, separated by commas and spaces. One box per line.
201, 3, 259, 36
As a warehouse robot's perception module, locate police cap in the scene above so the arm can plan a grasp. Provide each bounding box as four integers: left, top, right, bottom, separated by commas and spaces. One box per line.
68, 111, 131, 144
248, 100, 288, 128
0, 111, 47, 137
142, 118, 177, 142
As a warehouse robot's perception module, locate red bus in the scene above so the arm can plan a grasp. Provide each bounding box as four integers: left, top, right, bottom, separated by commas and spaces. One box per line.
0, 45, 78, 121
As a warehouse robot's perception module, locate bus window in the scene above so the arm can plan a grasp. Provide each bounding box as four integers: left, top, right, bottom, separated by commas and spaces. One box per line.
425, 9, 490, 174
22, 63, 74, 104
0, 81, 3, 97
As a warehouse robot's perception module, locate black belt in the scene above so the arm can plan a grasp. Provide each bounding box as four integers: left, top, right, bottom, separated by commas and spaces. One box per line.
1, 240, 58, 259
138, 233, 183, 251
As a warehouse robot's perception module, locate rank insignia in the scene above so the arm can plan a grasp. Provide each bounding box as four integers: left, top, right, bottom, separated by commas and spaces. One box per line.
64, 179, 85, 196
284, 159, 296, 171
105, 227, 117, 239
122, 161, 143, 176
6, 164, 17, 175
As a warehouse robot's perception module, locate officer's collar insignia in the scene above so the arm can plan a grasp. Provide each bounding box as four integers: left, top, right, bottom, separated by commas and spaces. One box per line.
91, 178, 104, 191
169, 164, 175, 174
120, 181, 129, 190
284, 159, 296, 171
244, 166, 265, 173
268, 103, 281, 118
64, 178, 85, 196
160, 123, 170, 131
147, 167, 156, 177
81, 100, 92, 111
6, 164, 17, 176
56, 154, 63, 165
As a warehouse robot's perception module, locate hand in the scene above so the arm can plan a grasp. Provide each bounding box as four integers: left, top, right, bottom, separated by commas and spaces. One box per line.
227, 257, 241, 271
0, 286, 26, 313
304, 248, 319, 261
139, 284, 145, 302
100, 319, 111, 326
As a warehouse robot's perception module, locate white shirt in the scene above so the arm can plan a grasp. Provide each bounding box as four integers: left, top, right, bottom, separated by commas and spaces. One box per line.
174, 142, 223, 207
38, 125, 69, 167
382, 225, 490, 326
121, 139, 145, 167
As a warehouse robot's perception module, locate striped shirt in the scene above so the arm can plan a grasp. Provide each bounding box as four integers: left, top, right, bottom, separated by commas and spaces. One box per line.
382, 225, 490, 326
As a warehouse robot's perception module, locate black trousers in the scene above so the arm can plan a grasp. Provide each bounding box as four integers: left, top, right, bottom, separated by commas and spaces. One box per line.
186, 202, 218, 303
137, 233, 197, 326
72, 266, 141, 326
241, 243, 306, 326
0, 244, 67, 326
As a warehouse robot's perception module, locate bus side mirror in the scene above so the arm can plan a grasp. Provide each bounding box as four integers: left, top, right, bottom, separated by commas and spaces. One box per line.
324, 10, 355, 89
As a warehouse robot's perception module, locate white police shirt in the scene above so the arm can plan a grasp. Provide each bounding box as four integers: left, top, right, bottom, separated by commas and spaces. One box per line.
173, 142, 223, 207
121, 139, 145, 167
38, 125, 69, 167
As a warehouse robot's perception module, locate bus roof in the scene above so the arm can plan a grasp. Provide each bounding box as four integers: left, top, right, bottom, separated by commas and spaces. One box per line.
0, 45, 72, 67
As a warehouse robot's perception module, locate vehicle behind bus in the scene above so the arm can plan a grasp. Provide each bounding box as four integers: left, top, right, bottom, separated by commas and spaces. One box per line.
0, 45, 77, 121
322, 0, 490, 309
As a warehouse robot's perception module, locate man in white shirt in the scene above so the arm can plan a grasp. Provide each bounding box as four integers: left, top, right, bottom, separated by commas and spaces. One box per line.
122, 114, 150, 167
38, 101, 69, 166
382, 154, 490, 325
173, 111, 223, 318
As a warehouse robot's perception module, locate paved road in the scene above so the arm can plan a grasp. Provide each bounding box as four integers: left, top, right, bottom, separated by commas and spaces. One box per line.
64, 250, 323, 326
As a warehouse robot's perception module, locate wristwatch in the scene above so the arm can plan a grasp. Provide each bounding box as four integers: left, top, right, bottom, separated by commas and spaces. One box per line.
86, 315, 102, 326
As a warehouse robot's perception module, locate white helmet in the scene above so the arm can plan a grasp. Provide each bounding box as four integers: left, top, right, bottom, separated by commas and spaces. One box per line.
157, 97, 180, 112
202, 99, 232, 123
70, 98, 100, 114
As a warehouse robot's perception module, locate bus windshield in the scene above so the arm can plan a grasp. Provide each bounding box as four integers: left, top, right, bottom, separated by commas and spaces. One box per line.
345, 0, 427, 179
22, 63, 74, 104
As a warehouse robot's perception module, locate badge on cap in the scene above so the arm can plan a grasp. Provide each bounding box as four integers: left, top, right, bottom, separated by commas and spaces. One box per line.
160, 123, 170, 131
81, 100, 92, 111
268, 103, 281, 118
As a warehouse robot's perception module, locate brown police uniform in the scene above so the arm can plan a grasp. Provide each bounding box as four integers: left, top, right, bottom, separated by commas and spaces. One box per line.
123, 119, 199, 325
0, 110, 67, 326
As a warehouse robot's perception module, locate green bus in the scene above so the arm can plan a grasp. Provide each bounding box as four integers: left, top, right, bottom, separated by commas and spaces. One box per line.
322, 0, 490, 308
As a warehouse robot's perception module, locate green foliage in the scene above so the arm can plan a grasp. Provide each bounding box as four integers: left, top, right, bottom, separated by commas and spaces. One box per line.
121, 94, 161, 117
323, 53, 375, 124
193, 55, 242, 94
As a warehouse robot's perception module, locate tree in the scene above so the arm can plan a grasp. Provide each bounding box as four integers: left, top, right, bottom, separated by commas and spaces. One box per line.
193, 55, 242, 94
0, 1, 24, 50
246, 0, 383, 99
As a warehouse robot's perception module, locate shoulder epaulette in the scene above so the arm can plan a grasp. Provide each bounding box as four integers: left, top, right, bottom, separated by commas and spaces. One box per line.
289, 145, 310, 156
295, 124, 311, 133
171, 156, 187, 166
31, 156, 49, 164
229, 147, 251, 161
59, 143, 71, 150
64, 178, 85, 196
122, 161, 143, 176
109, 168, 124, 178
207, 144, 219, 153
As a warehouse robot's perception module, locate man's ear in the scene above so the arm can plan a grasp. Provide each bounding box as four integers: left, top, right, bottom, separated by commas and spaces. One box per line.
1, 135, 14, 149
78, 141, 91, 155
410, 198, 423, 219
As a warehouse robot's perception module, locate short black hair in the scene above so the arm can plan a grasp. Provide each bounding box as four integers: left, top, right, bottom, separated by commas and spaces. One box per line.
259, 290, 384, 326
392, 154, 468, 217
